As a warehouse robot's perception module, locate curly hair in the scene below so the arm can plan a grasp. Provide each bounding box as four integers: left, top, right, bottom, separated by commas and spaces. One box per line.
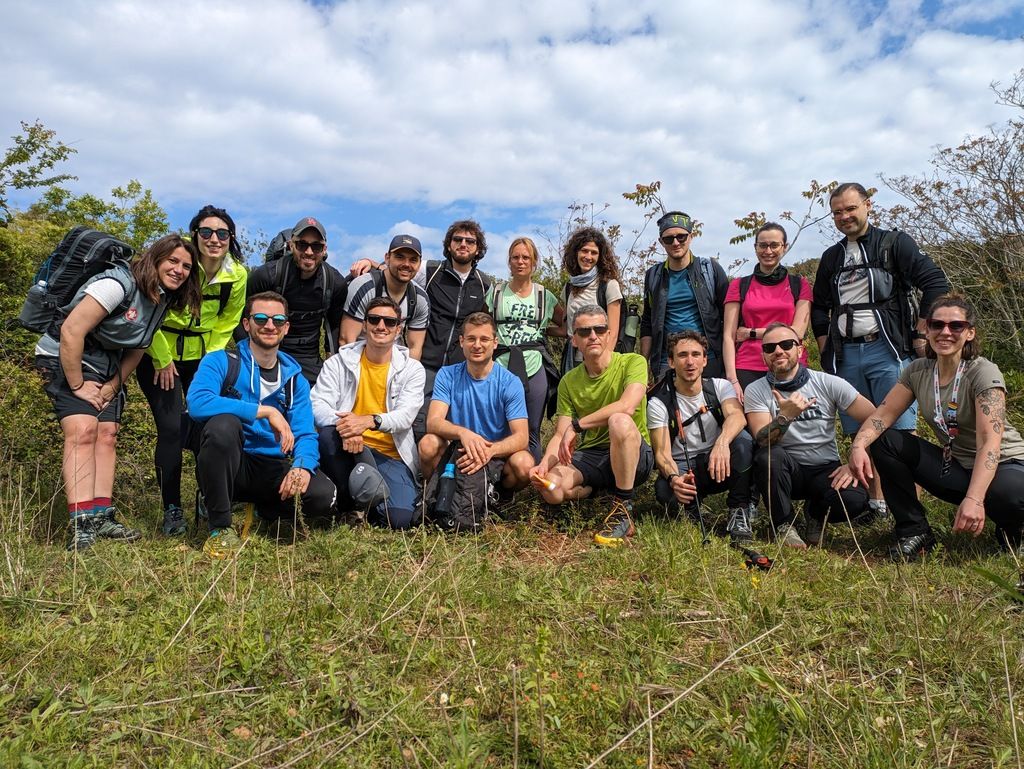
925, 293, 979, 361
131, 234, 202, 315
667, 330, 709, 356
561, 227, 619, 290
188, 204, 243, 262
442, 220, 487, 264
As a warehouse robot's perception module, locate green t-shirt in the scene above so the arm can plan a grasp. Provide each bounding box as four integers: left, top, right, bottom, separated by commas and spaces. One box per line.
487, 283, 558, 377
556, 352, 650, 449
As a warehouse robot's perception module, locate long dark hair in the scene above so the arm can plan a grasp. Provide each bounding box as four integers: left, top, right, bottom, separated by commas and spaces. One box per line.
925, 293, 979, 361
132, 234, 202, 315
189, 204, 243, 262
562, 227, 619, 289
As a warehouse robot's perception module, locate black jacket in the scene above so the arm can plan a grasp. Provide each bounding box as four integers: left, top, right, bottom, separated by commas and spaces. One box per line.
419, 259, 490, 374
640, 256, 729, 378
812, 225, 949, 373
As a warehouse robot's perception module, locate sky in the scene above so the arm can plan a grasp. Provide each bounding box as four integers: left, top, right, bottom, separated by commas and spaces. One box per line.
4, 0, 1024, 279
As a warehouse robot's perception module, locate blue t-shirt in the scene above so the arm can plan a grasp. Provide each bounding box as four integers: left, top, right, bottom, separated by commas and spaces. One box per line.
665, 266, 704, 337
432, 361, 528, 442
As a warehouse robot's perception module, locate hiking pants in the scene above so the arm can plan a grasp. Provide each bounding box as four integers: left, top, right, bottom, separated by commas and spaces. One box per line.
753, 445, 868, 528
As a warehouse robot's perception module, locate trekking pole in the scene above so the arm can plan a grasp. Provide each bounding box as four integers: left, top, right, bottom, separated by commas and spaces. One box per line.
735, 544, 773, 571
676, 411, 710, 547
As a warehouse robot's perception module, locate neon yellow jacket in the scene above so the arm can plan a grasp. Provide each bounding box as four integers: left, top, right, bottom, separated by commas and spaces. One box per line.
146, 255, 248, 368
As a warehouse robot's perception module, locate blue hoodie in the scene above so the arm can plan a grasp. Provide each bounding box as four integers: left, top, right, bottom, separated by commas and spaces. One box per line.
187, 339, 319, 472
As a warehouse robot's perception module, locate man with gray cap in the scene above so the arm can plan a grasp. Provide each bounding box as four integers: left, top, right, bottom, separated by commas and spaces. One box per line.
312, 296, 425, 529
640, 211, 729, 379
246, 216, 348, 385
341, 234, 429, 358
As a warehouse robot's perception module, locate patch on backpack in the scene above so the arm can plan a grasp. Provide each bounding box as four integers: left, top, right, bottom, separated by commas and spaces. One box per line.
124, 307, 138, 321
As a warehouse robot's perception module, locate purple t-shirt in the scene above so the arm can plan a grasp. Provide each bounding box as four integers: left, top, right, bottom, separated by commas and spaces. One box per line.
725, 276, 812, 371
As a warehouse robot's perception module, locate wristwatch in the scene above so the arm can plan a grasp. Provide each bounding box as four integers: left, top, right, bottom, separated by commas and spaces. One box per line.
748, 328, 757, 340
571, 417, 583, 434
776, 413, 791, 427
372, 414, 383, 430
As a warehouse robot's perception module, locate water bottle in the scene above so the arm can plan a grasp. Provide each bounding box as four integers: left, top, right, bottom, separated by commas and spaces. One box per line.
434, 462, 458, 518
19, 280, 52, 332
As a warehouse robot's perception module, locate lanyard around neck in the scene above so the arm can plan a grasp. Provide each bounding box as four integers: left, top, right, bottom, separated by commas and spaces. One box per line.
932, 360, 966, 441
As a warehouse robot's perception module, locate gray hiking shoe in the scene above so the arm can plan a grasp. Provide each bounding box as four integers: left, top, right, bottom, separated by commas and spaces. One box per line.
776, 522, 807, 550
727, 506, 754, 544
94, 507, 142, 542
66, 516, 100, 552
161, 505, 187, 536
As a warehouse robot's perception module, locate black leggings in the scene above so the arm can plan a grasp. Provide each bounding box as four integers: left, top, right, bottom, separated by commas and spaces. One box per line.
136, 356, 201, 509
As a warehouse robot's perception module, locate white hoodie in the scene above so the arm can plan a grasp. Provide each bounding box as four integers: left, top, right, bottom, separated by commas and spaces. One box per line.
310, 341, 425, 474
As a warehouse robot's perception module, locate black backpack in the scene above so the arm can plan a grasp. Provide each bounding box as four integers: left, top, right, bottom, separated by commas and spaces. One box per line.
221, 349, 295, 410
422, 440, 501, 534
646, 369, 724, 445
19, 226, 135, 333
833, 229, 918, 339
368, 268, 418, 324
562, 281, 638, 354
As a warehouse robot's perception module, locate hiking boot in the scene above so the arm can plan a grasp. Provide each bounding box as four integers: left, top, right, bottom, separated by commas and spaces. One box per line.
66, 516, 99, 552
726, 506, 754, 544
682, 501, 701, 524
888, 530, 936, 563
776, 522, 807, 550
594, 500, 635, 548
161, 505, 187, 536
203, 527, 242, 559
860, 499, 890, 525
803, 515, 825, 547
94, 507, 142, 542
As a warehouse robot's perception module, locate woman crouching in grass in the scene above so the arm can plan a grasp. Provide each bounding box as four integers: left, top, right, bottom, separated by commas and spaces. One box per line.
35, 235, 202, 552
834, 293, 1024, 562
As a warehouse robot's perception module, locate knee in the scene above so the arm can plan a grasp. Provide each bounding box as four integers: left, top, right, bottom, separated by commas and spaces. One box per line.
418, 433, 444, 463
305, 475, 337, 517
731, 432, 753, 466
64, 420, 99, 449
505, 451, 534, 486
201, 414, 243, 450
655, 475, 674, 504
608, 413, 639, 440
95, 423, 118, 451
317, 425, 341, 455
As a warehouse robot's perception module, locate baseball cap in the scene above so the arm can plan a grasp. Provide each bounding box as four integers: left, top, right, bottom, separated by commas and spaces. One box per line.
292, 216, 327, 241
388, 234, 422, 256
657, 211, 694, 234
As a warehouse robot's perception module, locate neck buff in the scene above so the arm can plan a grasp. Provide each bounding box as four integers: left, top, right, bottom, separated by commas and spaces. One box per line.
754, 264, 788, 286
569, 266, 598, 288
767, 364, 810, 392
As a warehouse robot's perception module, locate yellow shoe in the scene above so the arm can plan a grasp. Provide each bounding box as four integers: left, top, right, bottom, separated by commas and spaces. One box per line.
593, 500, 635, 548
203, 527, 242, 559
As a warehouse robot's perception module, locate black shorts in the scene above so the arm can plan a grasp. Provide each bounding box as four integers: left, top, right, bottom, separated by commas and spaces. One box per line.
571, 441, 654, 492
36, 355, 125, 422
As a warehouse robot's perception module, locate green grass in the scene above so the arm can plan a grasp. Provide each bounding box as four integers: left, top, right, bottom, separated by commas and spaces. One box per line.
2, 482, 1023, 768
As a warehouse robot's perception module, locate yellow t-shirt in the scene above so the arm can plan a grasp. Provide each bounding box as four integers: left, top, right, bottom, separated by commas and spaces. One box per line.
354, 353, 399, 459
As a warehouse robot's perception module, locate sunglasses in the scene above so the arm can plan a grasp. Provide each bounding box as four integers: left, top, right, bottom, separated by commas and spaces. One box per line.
574, 325, 609, 338
250, 313, 288, 327
660, 234, 690, 245
926, 319, 972, 334
293, 240, 326, 255
762, 339, 801, 353
197, 227, 230, 241
366, 314, 400, 328
452, 235, 477, 245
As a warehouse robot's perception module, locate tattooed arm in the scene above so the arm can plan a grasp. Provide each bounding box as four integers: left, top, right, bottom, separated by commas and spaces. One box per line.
954, 387, 1006, 536
844, 383, 916, 486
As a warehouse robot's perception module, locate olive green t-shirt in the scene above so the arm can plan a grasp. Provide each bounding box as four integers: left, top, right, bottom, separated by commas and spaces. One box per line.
898, 357, 1024, 469
556, 352, 649, 450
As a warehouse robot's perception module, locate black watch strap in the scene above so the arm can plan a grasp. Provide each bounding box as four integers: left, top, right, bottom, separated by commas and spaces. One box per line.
572, 417, 583, 434
372, 414, 383, 430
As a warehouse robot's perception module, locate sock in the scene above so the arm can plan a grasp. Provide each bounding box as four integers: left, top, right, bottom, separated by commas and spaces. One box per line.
93, 496, 112, 515
613, 487, 634, 504
68, 501, 92, 518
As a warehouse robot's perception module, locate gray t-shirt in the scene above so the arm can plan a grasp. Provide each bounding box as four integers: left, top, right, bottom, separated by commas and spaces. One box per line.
344, 272, 429, 331
648, 378, 736, 465
898, 357, 1024, 469
744, 368, 859, 464
836, 240, 879, 337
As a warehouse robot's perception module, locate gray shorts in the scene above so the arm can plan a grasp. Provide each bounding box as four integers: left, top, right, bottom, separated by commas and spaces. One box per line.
571, 441, 654, 492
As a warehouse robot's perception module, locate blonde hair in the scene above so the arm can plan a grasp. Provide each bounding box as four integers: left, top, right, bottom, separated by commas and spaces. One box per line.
508, 236, 539, 270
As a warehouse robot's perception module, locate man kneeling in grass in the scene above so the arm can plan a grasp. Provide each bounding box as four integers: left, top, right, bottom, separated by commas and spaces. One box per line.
529, 305, 654, 547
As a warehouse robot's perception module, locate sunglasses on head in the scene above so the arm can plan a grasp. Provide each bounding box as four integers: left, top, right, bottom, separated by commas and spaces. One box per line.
197, 227, 230, 241
660, 233, 689, 245
574, 325, 609, 338
762, 339, 801, 353
366, 314, 400, 328
293, 239, 326, 255
250, 313, 288, 327
926, 319, 971, 334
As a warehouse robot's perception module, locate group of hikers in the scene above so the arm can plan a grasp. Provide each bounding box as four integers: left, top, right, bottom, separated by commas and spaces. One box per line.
30, 182, 1024, 564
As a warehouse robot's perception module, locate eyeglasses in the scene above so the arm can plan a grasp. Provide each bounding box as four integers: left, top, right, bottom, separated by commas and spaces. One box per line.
250, 313, 288, 327
452, 235, 477, 246
762, 339, 801, 353
366, 314, 400, 328
926, 319, 972, 334
755, 241, 784, 251
197, 227, 230, 241
293, 240, 326, 255
574, 325, 609, 338
660, 234, 690, 245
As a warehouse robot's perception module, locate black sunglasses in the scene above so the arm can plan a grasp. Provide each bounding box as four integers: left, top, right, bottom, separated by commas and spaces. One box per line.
250, 313, 288, 327
660, 233, 690, 244
574, 325, 609, 338
366, 314, 400, 328
926, 319, 971, 334
293, 240, 326, 255
452, 235, 477, 245
197, 227, 230, 241
762, 339, 801, 353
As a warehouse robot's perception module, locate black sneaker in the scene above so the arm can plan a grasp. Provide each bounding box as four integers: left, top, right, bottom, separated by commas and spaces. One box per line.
94, 507, 142, 542
888, 531, 936, 562
161, 505, 187, 536
726, 506, 753, 544
804, 515, 825, 547
594, 499, 635, 548
66, 516, 99, 552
